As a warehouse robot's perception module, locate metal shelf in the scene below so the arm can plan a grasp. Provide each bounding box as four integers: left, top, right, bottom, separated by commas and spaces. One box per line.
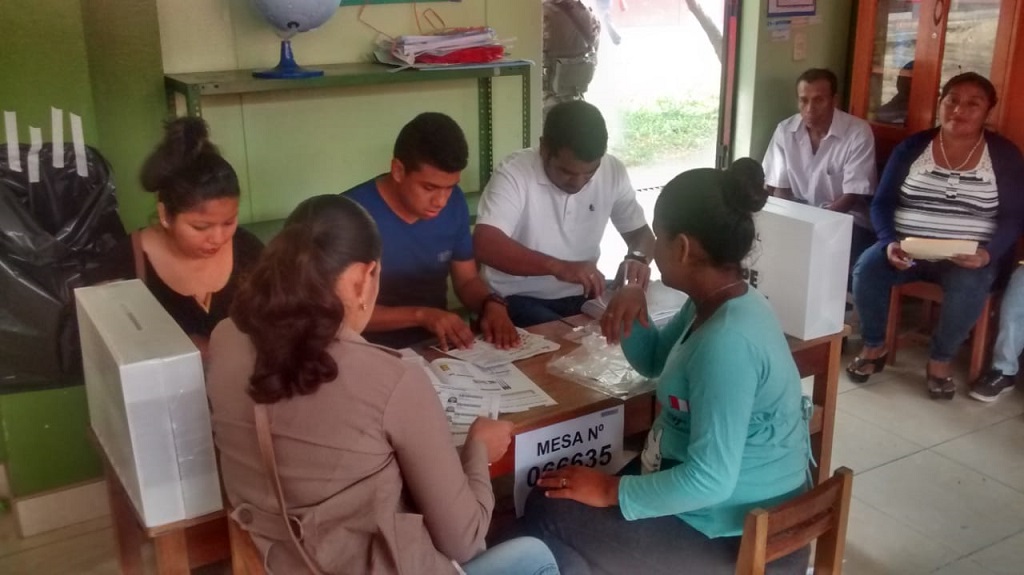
165, 61, 532, 184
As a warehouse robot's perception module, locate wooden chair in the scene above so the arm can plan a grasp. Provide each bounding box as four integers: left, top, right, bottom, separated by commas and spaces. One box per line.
884, 281, 996, 382
735, 467, 854, 575
227, 512, 267, 575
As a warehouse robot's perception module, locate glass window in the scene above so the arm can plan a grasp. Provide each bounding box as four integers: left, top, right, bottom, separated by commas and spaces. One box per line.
940, 0, 1001, 86
868, 0, 921, 126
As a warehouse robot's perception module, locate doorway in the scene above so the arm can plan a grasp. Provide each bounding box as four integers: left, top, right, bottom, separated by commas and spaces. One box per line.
545, 0, 734, 277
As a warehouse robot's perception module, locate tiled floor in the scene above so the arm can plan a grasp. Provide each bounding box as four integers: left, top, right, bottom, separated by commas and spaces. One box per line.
1, 343, 1022, 574
826, 344, 1024, 574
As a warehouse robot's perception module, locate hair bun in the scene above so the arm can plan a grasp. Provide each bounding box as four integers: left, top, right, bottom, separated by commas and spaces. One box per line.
723, 157, 768, 214
166, 117, 212, 159
140, 117, 218, 194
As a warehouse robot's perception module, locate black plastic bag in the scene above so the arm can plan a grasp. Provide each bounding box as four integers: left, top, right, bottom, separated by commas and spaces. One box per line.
0, 143, 126, 392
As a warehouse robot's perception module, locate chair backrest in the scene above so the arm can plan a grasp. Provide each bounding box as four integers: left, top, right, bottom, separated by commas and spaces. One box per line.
735, 467, 854, 575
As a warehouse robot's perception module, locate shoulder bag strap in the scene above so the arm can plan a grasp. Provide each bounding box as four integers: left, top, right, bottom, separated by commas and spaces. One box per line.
253, 404, 325, 575
130, 231, 146, 283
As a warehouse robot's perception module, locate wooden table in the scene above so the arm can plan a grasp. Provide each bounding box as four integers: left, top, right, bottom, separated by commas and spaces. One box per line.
426, 315, 847, 486
97, 316, 845, 574
89, 431, 229, 575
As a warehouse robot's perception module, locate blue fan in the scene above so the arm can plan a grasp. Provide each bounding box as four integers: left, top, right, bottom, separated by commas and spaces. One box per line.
251, 0, 339, 79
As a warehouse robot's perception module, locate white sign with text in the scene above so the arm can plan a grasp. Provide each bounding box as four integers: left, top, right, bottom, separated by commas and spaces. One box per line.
514, 405, 624, 517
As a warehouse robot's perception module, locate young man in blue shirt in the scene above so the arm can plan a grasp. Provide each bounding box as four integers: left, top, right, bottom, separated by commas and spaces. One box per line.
343, 112, 519, 350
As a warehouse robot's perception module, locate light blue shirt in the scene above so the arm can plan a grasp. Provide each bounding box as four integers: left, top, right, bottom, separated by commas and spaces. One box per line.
618, 289, 810, 538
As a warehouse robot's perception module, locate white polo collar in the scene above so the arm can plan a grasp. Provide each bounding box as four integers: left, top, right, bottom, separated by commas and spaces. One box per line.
531, 148, 602, 194
788, 109, 852, 141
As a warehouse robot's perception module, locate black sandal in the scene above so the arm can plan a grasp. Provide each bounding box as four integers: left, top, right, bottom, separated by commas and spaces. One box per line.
927, 374, 956, 400
846, 353, 888, 383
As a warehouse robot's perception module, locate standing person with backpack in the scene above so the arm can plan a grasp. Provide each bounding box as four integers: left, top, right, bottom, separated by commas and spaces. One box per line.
542, 0, 601, 116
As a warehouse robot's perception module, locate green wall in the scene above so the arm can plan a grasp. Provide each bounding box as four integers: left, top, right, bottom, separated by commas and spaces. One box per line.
0, 0, 97, 145
0, 388, 101, 497
0, 0, 106, 499
81, 0, 167, 232
735, 0, 855, 160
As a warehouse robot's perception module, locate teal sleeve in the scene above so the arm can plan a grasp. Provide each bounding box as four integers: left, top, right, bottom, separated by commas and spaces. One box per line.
620, 303, 694, 378
619, 333, 759, 520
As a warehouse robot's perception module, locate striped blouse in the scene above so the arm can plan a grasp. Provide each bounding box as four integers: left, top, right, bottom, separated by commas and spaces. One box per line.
894, 142, 999, 242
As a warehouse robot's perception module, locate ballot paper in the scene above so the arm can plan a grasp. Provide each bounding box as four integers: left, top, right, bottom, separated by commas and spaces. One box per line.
581, 280, 689, 326
434, 328, 560, 369
398, 350, 556, 445
900, 237, 979, 260
437, 386, 500, 447
429, 358, 556, 414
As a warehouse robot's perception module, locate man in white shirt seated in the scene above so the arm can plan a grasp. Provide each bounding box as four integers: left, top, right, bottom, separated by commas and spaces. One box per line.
763, 68, 878, 281
473, 100, 655, 327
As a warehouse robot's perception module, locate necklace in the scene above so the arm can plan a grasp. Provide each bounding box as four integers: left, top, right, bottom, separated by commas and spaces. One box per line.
939, 131, 984, 171
939, 132, 984, 198
680, 280, 746, 346
701, 280, 746, 304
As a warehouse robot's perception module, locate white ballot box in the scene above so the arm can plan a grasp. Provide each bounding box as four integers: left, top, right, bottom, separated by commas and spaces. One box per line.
745, 198, 853, 340
75, 280, 221, 527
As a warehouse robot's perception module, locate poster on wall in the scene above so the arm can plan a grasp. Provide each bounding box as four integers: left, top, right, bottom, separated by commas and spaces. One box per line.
768, 0, 816, 18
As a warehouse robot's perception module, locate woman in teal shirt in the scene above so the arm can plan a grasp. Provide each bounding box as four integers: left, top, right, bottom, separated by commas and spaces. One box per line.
523, 161, 812, 574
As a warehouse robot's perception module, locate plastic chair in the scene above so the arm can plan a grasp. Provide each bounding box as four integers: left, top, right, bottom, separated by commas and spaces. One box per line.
884, 281, 996, 382
735, 467, 854, 575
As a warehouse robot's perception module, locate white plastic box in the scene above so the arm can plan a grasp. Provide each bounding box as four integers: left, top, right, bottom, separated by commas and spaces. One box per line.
745, 197, 853, 341
75, 279, 221, 527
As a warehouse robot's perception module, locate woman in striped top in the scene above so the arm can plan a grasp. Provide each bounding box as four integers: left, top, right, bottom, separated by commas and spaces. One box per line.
846, 73, 1024, 399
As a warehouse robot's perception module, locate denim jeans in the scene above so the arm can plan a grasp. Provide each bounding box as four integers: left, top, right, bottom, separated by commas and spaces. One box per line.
462, 536, 560, 575
848, 225, 877, 292
852, 241, 998, 362
519, 491, 808, 575
506, 294, 589, 328
992, 267, 1024, 376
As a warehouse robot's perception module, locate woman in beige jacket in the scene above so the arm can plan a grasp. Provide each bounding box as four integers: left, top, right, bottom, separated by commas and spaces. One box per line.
206, 195, 559, 575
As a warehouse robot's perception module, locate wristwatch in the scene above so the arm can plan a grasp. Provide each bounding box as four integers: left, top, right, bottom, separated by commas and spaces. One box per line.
624, 250, 647, 263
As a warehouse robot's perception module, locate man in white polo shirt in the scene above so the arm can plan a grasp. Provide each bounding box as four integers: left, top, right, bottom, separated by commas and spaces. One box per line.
763, 68, 878, 279
474, 100, 655, 327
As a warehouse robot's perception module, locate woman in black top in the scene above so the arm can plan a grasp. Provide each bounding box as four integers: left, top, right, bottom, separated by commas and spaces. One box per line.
90, 117, 262, 360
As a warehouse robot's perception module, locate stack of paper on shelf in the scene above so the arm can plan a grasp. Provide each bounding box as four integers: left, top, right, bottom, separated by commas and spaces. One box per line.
377, 27, 507, 67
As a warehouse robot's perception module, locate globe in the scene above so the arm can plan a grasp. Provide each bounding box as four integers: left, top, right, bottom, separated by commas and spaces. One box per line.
251, 0, 340, 79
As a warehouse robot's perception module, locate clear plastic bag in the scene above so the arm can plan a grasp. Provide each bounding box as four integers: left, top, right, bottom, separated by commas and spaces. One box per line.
548, 324, 655, 399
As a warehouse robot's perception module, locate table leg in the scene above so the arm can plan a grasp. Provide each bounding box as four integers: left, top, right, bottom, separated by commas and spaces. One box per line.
811, 335, 842, 485
154, 529, 191, 575
103, 465, 144, 575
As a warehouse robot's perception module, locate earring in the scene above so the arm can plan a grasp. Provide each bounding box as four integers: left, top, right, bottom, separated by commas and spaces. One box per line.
359, 301, 366, 311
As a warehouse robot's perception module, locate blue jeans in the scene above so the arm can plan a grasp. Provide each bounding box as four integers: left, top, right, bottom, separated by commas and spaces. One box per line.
852, 241, 998, 362
992, 267, 1024, 376
848, 225, 876, 291
519, 491, 808, 575
506, 294, 588, 327
462, 536, 560, 575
